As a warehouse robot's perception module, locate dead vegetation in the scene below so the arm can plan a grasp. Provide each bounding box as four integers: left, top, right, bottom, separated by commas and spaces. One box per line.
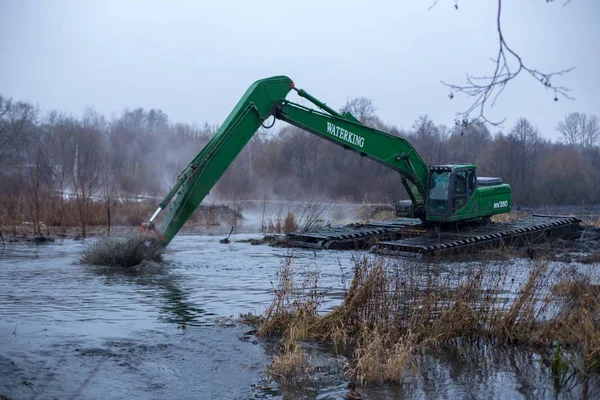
491, 210, 529, 223
259, 198, 332, 235
256, 255, 600, 385
356, 204, 396, 223
282, 212, 296, 234
80, 236, 164, 267
0, 200, 243, 241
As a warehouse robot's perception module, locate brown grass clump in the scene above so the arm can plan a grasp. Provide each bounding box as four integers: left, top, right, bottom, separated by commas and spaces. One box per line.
238, 312, 264, 326
258, 254, 322, 337
257, 254, 600, 385
547, 271, 600, 366
80, 236, 163, 267
349, 327, 416, 385
491, 211, 527, 223
283, 212, 296, 234
259, 254, 322, 381
269, 324, 313, 379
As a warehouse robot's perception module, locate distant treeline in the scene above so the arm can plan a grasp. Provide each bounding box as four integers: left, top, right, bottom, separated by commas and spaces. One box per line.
1, 93, 599, 235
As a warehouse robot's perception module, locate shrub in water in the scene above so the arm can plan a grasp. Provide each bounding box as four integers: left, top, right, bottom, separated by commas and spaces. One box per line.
81, 236, 163, 267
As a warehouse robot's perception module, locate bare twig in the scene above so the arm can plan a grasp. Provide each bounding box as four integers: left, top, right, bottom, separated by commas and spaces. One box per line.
427, 0, 440, 11
436, 0, 574, 125
547, 0, 573, 6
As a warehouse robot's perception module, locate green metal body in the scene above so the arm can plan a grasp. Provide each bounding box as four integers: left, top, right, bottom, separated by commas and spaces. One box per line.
154, 76, 511, 245
157, 76, 293, 244
276, 100, 429, 203
425, 165, 512, 223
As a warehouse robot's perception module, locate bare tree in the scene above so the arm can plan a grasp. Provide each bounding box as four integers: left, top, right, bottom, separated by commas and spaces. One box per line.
508, 118, 543, 203
557, 112, 582, 145
543, 147, 594, 204
447, 121, 491, 162
340, 97, 379, 127
19, 127, 53, 235
46, 113, 77, 230
582, 115, 600, 148
102, 167, 118, 237
0, 95, 37, 166
71, 110, 107, 237
410, 115, 449, 165
557, 112, 600, 147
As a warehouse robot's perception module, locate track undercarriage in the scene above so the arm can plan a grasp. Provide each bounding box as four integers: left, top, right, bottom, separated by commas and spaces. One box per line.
283, 215, 582, 258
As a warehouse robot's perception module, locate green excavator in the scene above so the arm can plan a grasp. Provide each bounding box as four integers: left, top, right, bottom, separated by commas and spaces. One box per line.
142, 76, 511, 246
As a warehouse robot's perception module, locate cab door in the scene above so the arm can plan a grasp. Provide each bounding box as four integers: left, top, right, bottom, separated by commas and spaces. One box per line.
451, 169, 476, 213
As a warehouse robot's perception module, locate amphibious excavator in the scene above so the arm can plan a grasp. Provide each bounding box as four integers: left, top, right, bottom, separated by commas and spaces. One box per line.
142, 76, 579, 254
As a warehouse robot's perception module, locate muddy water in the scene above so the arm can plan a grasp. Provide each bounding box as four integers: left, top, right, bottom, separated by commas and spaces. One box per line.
0, 234, 597, 399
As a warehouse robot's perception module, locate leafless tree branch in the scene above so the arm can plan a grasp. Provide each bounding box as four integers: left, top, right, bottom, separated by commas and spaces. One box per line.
427, 0, 440, 11
547, 0, 572, 6
433, 0, 575, 126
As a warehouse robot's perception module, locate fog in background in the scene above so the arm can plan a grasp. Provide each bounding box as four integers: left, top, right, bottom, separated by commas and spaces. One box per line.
2, 0, 600, 235
1, 0, 599, 140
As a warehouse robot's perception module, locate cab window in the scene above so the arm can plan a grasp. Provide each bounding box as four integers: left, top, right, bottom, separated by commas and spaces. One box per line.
467, 170, 476, 197
453, 170, 468, 211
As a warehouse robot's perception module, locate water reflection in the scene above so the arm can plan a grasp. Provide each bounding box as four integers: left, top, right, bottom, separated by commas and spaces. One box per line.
86, 263, 212, 326
418, 342, 600, 399
159, 281, 213, 325
262, 340, 600, 400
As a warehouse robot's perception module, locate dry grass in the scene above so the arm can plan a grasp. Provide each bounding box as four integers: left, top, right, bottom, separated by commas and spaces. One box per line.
258, 198, 331, 234
282, 212, 296, 234
548, 271, 600, 367
80, 236, 164, 267
258, 255, 600, 385
269, 324, 313, 379
258, 254, 322, 337
491, 211, 528, 223
259, 254, 321, 380
238, 312, 264, 326
349, 327, 417, 385
356, 204, 396, 223
3, 199, 245, 238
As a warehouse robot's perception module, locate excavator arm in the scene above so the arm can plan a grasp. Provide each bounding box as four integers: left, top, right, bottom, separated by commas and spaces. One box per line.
146, 76, 429, 246
275, 98, 428, 202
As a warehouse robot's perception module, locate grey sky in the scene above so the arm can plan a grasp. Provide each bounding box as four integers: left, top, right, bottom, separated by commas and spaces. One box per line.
1, 0, 598, 141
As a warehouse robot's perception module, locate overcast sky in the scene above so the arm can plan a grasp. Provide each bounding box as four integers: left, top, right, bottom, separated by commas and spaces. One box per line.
1, 0, 598, 141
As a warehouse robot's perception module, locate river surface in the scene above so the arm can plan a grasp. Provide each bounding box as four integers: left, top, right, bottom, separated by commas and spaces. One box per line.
0, 234, 598, 399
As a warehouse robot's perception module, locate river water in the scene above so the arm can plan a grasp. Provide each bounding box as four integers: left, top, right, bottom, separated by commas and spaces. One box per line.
0, 234, 597, 399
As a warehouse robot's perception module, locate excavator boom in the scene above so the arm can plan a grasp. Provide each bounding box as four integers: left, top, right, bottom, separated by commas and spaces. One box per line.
152, 76, 293, 245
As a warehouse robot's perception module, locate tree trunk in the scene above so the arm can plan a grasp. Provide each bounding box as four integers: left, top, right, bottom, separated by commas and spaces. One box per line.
78, 199, 87, 238
106, 200, 111, 237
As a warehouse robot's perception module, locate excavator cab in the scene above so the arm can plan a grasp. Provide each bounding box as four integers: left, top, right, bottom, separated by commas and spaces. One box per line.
427, 165, 477, 218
